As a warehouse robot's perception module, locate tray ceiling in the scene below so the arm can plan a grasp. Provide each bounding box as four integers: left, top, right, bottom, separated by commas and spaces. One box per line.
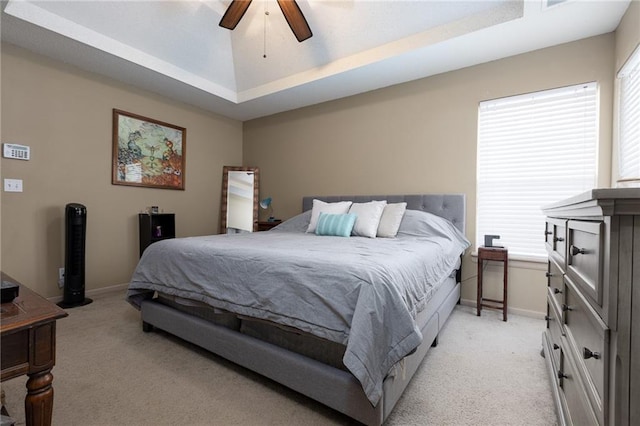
1, 0, 631, 120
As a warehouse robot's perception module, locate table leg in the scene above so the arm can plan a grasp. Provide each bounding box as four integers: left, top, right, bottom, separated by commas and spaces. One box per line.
25, 370, 54, 426
477, 258, 483, 316
503, 255, 508, 322
1, 389, 10, 418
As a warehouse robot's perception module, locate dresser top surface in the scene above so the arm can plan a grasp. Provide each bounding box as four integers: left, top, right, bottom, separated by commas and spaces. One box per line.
543, 188, 640, 217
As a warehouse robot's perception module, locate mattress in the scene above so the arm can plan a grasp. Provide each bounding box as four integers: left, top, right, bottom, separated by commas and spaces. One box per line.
154, 272, 457, 373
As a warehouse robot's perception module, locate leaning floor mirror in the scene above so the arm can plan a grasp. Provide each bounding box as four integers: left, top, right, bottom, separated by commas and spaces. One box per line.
220, 166, 260, 234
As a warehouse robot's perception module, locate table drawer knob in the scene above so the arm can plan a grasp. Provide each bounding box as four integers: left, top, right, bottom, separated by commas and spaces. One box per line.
554, 237, 565, 243
562, 304, 573, 312
545, 230, 553, 236
552, 287, 562, 294
570, 245, 586, 256
553, 343, 560, 350
583, 347, 601, 360
545, 315, 551, 321
557, 370, 568, 379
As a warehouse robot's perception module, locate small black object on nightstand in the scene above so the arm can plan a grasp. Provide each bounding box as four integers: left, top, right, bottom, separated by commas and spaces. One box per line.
257, 220, 282, 231
484, 234, 501, 247
1, 280, 19, 303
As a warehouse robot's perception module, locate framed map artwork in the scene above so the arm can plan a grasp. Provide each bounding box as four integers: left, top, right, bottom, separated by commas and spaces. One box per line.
112, 109, 186, 190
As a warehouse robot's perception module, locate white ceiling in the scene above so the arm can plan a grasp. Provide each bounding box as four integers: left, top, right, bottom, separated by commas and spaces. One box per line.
0, 0, 631, 121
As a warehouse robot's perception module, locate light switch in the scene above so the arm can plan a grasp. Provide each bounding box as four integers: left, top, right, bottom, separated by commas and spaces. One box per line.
4, 179, 23, 192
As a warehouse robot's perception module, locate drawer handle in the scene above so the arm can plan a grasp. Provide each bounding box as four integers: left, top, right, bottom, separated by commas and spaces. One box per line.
554, 237, 565, 243
545, 230, 553, 236
552, 287, 562, 294
544, 315, 551, 321
557, 370, 568, 379
583, 347, 601, 360
570, 245, 587, 256
553, 343, 560, 350
545, 272, 552, 278
562, 304, 573, 312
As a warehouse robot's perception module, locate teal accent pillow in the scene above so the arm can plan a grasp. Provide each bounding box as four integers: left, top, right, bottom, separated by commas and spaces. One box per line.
315, 213, 357, 237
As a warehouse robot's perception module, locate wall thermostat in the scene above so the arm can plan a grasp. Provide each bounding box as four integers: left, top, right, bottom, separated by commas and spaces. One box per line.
3, 143, 30, 160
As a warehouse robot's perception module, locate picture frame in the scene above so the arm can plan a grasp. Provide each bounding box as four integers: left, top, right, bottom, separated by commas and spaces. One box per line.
112, 109, 186, 190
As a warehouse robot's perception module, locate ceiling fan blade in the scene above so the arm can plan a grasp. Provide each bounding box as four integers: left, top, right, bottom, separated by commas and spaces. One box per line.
276, 0, 312, 42
219, 0, 253, 30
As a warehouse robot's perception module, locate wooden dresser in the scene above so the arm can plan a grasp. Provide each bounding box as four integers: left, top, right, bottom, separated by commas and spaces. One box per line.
542, 188, 640, 426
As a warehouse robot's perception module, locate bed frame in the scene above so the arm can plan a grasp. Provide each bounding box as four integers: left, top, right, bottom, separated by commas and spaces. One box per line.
139, 194, 466, 425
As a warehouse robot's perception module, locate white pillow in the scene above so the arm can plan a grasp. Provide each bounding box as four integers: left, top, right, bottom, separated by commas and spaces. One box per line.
306, 200, 353, 233
348, 201, 387, 238
377, 202, 407, 238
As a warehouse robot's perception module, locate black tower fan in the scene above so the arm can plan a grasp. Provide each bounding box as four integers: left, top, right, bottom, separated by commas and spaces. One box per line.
58, 203, 92, 308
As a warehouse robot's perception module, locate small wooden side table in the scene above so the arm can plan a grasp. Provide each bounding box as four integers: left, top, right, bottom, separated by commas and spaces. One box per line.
257, 220, 282, 232
477, 246, 508, 321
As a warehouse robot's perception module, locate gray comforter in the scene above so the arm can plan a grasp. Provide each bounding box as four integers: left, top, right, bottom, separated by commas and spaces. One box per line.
127, 210, 469, 405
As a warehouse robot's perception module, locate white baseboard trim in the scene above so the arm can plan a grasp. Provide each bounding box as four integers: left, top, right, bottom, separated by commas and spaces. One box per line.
49, 282, 129, 303
48, 286, 546, 320
459, 298, 545, 320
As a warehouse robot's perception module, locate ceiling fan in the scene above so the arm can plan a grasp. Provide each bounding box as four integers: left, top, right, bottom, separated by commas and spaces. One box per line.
219, 0, 313, 42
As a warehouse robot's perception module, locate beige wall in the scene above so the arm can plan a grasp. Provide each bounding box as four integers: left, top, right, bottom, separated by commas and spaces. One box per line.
244, 34, 616, 316
614, 0, 639, 73
1, 43, 243, 298
612, 1, 640, 183
0, 45, 3, 273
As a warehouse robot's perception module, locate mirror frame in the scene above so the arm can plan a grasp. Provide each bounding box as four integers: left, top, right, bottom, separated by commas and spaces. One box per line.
220, 166, 260, 233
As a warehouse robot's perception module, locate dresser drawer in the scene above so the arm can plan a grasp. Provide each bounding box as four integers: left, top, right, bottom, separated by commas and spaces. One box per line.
547, 259, 564, 308
564, 276, 609, 419
546, 294, 564, 369
545, 218, 567, 266
559, 343, 600, 426
566, 220, 603, 309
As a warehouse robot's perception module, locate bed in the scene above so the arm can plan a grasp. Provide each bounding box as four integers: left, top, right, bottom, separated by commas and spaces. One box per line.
126, 194, 469, 425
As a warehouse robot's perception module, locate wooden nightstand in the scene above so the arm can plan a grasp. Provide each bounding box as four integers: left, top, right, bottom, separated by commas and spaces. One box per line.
257, 220, 281, 231
476, 246, 508, 321
139, 213, 175, 257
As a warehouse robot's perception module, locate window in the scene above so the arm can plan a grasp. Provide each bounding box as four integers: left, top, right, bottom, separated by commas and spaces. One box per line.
617, 46, 640, 185
477, 82, 598, 260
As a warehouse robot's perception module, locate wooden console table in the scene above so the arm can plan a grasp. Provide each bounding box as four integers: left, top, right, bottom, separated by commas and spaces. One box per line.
0, 272, 68, 426
476, 246, 508, 321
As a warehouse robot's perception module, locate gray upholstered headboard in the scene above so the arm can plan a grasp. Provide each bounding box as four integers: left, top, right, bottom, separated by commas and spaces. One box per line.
302, 194, 466, 234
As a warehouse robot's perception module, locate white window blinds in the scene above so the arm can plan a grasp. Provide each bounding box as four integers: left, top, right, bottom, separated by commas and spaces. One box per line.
618, 46, 640, 184
477, 82, 598, 260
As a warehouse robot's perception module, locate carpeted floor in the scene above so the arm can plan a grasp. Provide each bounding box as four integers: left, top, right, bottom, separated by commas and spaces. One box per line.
1, 290, 557, 425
